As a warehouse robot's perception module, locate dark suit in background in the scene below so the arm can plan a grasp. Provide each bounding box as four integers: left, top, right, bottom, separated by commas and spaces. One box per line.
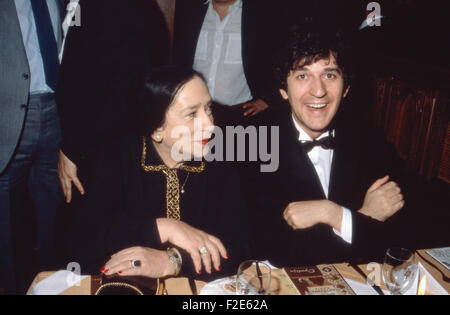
0, 0, 63, 294
57, 0, 170, 167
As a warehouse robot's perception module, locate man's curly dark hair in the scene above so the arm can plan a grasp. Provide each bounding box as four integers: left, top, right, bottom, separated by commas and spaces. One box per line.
274, 23, 354, 90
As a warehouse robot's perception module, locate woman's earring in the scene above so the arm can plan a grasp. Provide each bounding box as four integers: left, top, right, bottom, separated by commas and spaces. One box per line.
153, 133, 163, 143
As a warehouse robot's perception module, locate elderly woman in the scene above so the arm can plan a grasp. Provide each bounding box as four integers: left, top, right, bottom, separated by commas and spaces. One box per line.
60, 66, 250, 280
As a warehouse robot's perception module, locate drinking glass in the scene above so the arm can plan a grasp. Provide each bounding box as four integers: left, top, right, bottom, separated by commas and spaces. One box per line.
382, 247, 418, 295
236, 260, 271, 295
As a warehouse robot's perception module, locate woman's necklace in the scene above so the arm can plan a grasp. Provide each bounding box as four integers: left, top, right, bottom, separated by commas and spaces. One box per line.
180, 172, 190, 194
140, 137, 204, 220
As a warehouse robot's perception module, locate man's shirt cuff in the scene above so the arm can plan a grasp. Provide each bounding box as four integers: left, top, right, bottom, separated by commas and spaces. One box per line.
333, 207, 353, 244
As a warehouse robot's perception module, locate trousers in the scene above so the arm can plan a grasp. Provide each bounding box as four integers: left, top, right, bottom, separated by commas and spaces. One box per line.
0, 93, 62, 294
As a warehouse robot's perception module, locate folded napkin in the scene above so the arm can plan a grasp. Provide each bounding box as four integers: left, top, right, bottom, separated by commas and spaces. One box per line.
200, 276, 237, 295
415, 262, 448, 295
28, 271, 88, 295
344, 278, 389, 295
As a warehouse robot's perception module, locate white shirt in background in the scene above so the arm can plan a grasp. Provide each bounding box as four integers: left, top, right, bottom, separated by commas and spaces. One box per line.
14, 0, 61, 94
193, 0, 252, 106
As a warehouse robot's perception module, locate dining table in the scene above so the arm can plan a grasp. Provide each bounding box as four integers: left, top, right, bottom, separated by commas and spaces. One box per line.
27, 249, 449, 295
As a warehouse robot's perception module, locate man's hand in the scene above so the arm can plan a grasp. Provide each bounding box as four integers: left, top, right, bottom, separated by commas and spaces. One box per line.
58, 150, 85, 203
283, 200, 343, 231
242, 98, 269, 117
358, 176, 404, 222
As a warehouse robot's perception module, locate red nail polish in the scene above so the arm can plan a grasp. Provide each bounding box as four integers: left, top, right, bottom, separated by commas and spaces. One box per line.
104, 269, 109, 273
218, 265, 221, 271
226, 253, 229, 259
197, 270, 202, 275
118, 270, 123, 274
100, 267, 105, 272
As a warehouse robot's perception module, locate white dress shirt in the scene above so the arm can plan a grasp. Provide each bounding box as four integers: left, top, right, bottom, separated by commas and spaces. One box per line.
193, 0, 253, 106
14, 0, 61, 95
292, 115, 353, 244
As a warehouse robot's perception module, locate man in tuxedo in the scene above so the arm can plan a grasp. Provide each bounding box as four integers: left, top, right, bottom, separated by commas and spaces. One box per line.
173, 0, 284, 122
56, 0, 170, 204
0, 0, 64, 293
245, 25, 412, 267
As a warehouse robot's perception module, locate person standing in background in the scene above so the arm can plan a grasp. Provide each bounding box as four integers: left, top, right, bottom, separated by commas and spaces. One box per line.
172, 0, 284, 124
56, 0, 170, 205
0, 0, 64, 294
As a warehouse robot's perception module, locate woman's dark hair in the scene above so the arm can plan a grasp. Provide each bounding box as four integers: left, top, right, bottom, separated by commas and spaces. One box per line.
135, 66, 206, 136
274, 21, 354, 90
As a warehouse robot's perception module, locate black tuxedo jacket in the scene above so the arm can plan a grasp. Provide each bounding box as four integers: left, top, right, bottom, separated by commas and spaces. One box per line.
243, 107, 413, 267
56, 0, 170, 165
172, 0, 283, 107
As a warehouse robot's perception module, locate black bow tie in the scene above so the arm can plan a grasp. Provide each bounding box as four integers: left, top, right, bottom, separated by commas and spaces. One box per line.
301, 135, 335, 153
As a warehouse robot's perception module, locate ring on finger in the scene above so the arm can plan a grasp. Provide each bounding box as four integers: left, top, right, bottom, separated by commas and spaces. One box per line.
199, 246, 209, 255
131, 259, 142, 268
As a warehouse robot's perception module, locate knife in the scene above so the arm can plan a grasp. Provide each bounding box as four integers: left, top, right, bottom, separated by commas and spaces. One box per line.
255, 261, 267, 294
416, 251, 450, 283
349, 262, 385, 295
188, 278, 198, 295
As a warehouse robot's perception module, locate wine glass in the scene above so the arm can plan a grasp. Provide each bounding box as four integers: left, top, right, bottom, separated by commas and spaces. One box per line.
236, 260, 271, 295
382, 248, 418, 295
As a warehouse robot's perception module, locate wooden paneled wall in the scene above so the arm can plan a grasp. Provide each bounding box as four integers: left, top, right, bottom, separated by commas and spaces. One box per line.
156, 0, 176, 43
437, 124, 450, 182
374, 77, 450, 183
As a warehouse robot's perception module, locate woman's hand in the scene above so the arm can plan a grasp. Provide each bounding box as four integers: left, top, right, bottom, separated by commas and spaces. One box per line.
156, 218, 228, 275
102, 246, 174, 278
